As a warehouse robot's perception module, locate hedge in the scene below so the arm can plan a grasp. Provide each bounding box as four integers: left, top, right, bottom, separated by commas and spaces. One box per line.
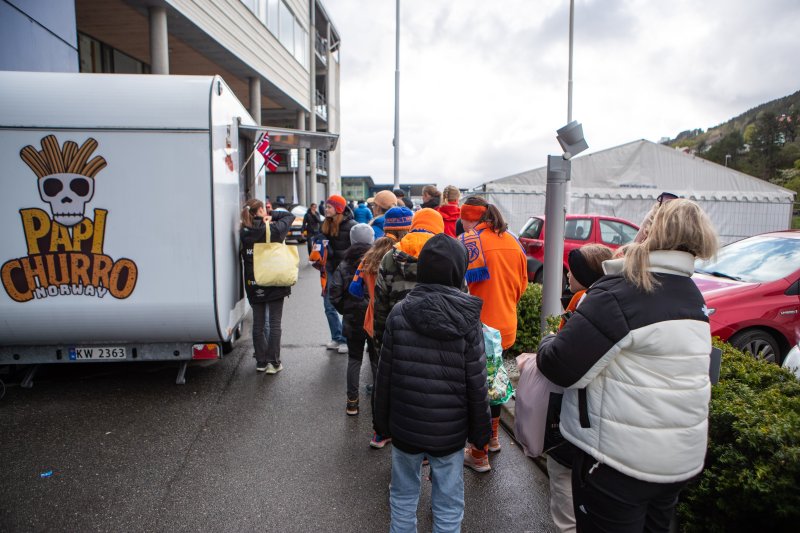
512, 286, 800, 530
678, 340, 800, 532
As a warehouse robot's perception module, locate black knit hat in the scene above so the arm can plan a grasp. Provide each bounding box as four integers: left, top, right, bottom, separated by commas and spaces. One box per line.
417, 234, 468, 288
568, 248, 604, 289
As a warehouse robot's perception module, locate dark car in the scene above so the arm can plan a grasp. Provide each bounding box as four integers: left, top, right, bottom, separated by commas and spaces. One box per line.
518, 214, 639, 283
694, 230, 800, 364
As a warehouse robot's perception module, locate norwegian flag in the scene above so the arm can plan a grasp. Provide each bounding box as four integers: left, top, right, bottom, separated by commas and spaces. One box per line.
255, 134, 271, 157
266, 151, 281, 172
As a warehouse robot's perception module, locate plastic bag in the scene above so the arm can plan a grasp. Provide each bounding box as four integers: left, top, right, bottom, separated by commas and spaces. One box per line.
483, 324, 513, 406
513, 353, 564, 458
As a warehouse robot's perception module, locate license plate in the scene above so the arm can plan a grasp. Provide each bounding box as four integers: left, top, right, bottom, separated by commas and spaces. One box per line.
69, 347, 126, 360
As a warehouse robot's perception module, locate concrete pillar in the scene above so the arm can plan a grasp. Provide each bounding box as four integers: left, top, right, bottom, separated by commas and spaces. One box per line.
149, 7, 169, 74
308, 1, 317, 202
296, 110, 307, 205
249, 77, 261, 125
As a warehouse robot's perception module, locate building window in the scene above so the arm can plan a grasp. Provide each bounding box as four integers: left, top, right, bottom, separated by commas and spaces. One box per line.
242, 0, 307, 70
78, 33, 149, 74
278, 2, 294, 51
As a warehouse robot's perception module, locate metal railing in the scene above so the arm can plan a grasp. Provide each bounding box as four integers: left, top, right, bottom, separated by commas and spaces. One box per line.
315, 90, 327, 121
316, 150, 328, 175
315, 33, 327, 64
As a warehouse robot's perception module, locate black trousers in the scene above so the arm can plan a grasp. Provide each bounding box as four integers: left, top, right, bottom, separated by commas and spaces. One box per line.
252, 299, 284, 366
346, 328, 377, 400
572, 449, 685, 533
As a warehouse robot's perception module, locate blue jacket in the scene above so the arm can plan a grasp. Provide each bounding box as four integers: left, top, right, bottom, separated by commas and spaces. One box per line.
370, 215, 385, 238
354, 204, 373, 224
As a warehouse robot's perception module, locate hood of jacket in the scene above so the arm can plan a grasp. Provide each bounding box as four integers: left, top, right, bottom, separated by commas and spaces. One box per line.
401, 284, 483, 340
437, 203, 460, 222
343, 242, 371, 265
395, 231, 435, 258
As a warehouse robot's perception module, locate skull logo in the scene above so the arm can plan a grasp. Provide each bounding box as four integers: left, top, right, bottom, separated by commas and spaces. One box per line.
38, 173, 95, 227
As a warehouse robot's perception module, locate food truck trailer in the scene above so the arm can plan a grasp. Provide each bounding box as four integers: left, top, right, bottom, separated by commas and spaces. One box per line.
0, 71, 337, 385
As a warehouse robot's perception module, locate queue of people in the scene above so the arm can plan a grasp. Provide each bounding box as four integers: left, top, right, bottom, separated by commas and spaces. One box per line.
240, 187, 718, 533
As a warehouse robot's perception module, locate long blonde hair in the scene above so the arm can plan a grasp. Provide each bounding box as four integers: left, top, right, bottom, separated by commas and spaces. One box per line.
362, 230, 408, 274
442, 185, 460, 204
623, 199, 718, 292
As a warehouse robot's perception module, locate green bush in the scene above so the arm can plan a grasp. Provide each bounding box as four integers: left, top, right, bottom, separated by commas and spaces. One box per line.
678, 339, 800, 532
510, 283, 544, 356
509, 283, 564, 356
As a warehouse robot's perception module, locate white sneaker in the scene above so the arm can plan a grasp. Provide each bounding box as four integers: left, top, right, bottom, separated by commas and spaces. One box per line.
265, 363, 283, 374
325, 341, 340, 349
337, 344, 349, 354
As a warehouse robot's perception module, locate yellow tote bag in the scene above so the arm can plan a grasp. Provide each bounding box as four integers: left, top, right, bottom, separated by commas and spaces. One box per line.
253, 221, 299, 287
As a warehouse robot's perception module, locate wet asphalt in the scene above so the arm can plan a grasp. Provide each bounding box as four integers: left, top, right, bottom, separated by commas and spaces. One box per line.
0, 249, 555, 533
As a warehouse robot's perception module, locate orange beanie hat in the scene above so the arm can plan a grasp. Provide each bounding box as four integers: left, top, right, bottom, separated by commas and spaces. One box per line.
326, 194, 347, 214
411, 208, 444, 234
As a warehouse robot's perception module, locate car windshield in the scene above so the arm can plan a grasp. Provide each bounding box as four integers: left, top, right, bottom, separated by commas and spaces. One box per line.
520, 218, 543, 239
695, 235, 800, 283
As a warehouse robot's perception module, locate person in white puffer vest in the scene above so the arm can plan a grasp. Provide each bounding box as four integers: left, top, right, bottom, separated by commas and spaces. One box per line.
537, 198, 719, 533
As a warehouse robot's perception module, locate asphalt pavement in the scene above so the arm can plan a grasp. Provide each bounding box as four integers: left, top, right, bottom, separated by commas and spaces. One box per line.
0, 249, 555, 532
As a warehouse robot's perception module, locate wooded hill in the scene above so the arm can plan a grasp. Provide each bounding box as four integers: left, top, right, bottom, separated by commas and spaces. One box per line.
664, 90, 800, 198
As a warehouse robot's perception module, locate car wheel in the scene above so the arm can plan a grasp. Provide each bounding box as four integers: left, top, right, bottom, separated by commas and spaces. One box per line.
533, 269, 543, 284
730, 330, 782, 364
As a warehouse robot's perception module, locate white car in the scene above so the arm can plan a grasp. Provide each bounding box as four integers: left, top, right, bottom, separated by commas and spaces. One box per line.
782, 343, 800, 379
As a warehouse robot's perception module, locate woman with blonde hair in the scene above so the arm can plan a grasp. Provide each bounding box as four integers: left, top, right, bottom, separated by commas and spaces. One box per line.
437, 185, 461, 237
537, 199, 718, 532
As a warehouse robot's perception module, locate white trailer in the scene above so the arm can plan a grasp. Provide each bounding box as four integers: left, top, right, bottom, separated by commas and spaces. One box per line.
0, 71, 337, 385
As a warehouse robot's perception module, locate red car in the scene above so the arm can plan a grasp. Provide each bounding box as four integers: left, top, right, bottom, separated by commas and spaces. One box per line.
693, 230, 800, 364
518, 214, 640, 283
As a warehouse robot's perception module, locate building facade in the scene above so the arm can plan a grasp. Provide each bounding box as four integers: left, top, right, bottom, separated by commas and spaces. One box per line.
0, 0, 340, 205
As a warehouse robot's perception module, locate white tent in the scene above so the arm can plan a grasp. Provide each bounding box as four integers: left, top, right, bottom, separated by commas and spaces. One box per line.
478, 139, 796, 244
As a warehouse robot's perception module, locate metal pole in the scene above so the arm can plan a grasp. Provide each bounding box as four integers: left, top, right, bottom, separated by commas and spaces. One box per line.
393, 0, 400, 189
567, 0, 574, 123
541, 156, 570, 332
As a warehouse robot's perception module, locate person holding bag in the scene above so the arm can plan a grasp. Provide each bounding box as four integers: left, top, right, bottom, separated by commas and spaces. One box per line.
240, 199, 295, 374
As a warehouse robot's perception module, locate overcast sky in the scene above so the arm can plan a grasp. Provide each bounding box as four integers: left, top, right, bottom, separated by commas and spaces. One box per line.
323, 0, 800, 189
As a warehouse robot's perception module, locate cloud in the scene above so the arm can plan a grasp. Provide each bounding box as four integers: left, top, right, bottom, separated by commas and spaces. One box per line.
325, 0, 800, 188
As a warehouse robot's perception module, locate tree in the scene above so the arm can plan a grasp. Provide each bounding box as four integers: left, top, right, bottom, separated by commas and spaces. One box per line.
747, 112, 783, 180
701, 131, 745, 168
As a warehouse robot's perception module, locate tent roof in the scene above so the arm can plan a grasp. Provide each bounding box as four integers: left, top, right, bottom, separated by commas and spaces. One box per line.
484, 139, 795, 202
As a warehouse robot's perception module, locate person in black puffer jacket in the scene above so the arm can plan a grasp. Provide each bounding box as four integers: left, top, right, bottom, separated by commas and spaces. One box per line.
320, 194, 357, 351
373, 233, 491, 532
240, 199, 295, 373
328, 224, 375, 416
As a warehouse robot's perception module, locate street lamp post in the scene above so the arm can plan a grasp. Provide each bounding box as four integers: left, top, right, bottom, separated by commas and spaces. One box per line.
540, 0, 588, 332
393, 0, 400, 190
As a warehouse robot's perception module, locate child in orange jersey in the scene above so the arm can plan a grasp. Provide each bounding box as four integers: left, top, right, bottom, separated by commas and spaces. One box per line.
458, 196, 528, 472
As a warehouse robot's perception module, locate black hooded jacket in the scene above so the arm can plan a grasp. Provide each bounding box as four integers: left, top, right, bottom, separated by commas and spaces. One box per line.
239, 210, 295, 303
327, 242, 371, 337
372, 283, 491, 456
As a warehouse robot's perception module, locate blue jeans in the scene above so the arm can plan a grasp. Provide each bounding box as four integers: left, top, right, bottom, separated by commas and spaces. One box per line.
323, 289, 346, 344
390, 447, 464, 533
